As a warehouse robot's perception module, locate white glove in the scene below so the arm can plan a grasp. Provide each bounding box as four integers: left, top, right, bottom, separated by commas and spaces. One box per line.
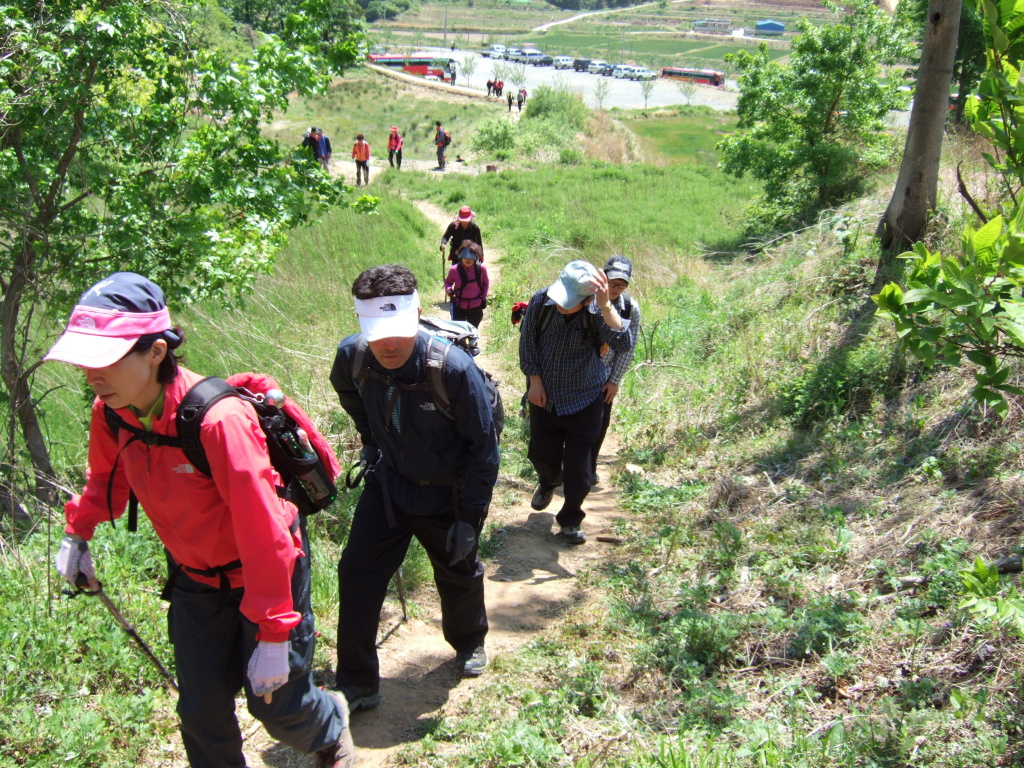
247, 640, 290, 700
55, 534, 97, 589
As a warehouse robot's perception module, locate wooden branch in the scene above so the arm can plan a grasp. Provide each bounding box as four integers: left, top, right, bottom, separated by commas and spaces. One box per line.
956, 161, 988, 223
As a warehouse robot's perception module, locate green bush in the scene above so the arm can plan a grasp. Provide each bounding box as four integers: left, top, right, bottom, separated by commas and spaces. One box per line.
523, 84, 588, 131
787, 594, 865, 658
471, 118, 517, 157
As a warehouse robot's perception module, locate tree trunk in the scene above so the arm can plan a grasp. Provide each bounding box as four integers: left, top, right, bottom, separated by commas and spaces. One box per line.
0, 245, 58, 510
876, 0, 962, 262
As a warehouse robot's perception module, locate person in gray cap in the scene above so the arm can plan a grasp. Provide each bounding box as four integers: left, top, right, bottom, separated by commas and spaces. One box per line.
518, 260, 634, 544
593, 255, 642, 477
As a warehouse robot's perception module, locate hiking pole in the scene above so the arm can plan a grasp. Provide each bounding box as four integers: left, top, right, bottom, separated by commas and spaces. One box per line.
393, 566, 408, 622
69, 576, 179, 692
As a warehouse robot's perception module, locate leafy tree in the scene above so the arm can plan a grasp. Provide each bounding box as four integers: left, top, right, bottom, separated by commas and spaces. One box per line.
640, 78, 656, 109
676, 79, 698, 105
873, 0, 1024, 416
593, 77, 610, 109
0, 0, 369, 507
460, 54, 477, 88
508, 62, 529, 90
717, 0, 912, 233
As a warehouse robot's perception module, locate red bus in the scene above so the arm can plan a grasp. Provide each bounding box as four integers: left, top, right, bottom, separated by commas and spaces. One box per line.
368, 54, 454, 83
661, 67, 725, 87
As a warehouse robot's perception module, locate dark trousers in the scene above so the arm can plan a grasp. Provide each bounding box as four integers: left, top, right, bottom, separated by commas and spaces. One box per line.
436, 146, 446, 169
528, 394, 604, 527
169, 518, 345, 768
592, 400, 613, 474
453, 305, 484, 328
335, 471, 487, 690
388, 148, 402, 168
355, 160, 369, 185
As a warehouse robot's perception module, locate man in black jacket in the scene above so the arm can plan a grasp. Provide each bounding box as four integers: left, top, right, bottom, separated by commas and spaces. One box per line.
329, 264, 500, 713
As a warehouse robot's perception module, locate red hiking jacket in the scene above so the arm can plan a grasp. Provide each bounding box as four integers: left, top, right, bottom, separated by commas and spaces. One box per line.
64, 367, 304, 642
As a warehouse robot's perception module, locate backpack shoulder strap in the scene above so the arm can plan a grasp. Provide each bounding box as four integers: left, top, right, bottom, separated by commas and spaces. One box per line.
351, 335, 371, 392
175, 377, 241, 476
535, 290, 554, 340
425, 335, 456, 423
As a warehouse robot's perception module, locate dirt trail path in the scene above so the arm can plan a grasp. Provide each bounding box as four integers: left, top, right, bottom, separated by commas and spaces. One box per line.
162, 201, 627, 768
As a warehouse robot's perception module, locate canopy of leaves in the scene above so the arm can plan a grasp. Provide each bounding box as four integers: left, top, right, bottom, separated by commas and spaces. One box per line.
717, 0, 911, 233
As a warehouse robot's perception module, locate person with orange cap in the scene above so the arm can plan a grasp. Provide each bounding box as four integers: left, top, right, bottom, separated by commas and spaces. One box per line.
386, 126, 403, 170
440, 205, 484, 264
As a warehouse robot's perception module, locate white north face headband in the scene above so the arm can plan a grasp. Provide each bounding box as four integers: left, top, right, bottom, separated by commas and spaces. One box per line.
354, 291, 420, 341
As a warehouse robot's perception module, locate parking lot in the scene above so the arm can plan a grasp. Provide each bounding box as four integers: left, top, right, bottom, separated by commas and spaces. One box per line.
433, 46, 740, 112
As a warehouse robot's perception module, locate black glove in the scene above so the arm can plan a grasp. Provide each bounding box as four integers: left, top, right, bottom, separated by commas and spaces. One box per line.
360, 444, 380, 468
445, 521, 478, 565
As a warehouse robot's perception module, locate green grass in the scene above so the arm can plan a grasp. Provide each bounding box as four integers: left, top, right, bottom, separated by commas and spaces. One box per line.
261, 68, 497, 163
622, 107, 738, 165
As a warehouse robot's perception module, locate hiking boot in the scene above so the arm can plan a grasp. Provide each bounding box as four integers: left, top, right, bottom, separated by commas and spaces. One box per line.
456, 645, 488, 677
559, 525, 587, 545
335, 683, 380, 713
531, 484, 556, 511
316, 691, 355, 768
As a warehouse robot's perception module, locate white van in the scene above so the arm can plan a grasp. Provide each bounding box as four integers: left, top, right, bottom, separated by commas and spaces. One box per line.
553, 55, 574, 69
613, 65, 635, 79
489, 44, 506, 57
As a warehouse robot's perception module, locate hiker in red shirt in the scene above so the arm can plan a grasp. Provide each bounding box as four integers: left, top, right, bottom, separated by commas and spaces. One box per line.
352, 133, 371, 186
48, 272, 353, 768
387, 126, 403, 170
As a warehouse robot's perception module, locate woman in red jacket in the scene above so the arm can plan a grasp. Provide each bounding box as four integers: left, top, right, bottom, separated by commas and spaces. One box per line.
387, 125, 403, 170
48, 272, 353, 768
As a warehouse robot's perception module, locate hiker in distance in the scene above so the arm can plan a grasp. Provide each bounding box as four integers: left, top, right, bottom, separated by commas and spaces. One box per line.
444, 241, 490, 328
329, 264, 500, 711
434, 120, 450, 170
593, 255, 642, 478
518, 260, 633, 545
49, 273, 353, 768
440, 205, 485, 263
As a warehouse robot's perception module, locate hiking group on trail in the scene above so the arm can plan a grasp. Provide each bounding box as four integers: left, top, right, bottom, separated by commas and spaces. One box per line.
49, 245, 639, 765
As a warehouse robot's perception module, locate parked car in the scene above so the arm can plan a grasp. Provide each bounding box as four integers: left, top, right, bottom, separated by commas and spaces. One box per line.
587, 59, 610, 74
523, 50, 550, 65
596, 62, 616, 76
553, 55, 574, 69
486, 44, 506, 58
504, 47, 522, 60
573, 58, 592, 72
612, 64, 635, 78
630, 66, 657, 80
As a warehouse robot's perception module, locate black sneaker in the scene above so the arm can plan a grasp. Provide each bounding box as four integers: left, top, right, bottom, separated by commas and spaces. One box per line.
456, 646, 488, 677
316, 691, 355, 767
531, 484, 556, 511
335, 683, 380, 713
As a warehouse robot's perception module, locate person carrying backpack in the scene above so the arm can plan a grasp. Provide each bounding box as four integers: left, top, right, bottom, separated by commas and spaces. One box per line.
518, 260, 633, 545
592, 255, 642, 476
328, 264, 500, 711
434, 120, 450, 170
47, 273, 354, 768
444, 241, 489, 328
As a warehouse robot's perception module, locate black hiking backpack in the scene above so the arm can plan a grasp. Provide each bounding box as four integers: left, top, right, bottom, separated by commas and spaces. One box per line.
102, 374, 339, 531
351, 316, 504, 441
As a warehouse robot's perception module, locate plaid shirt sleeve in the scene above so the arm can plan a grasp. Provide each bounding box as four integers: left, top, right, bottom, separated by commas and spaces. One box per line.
608, 296, 641, 384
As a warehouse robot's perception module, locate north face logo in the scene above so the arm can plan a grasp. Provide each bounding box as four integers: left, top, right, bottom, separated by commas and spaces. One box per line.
379, 303, 397, 312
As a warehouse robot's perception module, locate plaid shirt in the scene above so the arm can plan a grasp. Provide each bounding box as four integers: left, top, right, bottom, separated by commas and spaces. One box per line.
603, 293, 642, 385
519, 289, 633, 416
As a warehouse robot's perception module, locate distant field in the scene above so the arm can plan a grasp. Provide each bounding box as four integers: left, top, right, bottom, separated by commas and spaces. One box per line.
532, 30, 790, 69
